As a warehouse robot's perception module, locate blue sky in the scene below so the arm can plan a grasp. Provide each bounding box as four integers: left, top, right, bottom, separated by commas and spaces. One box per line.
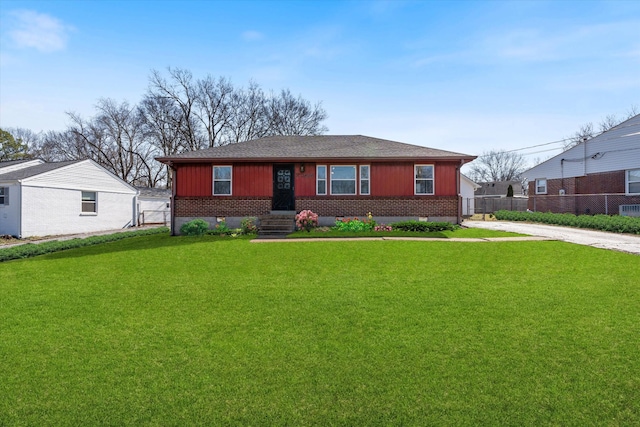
1, 0, 639, 166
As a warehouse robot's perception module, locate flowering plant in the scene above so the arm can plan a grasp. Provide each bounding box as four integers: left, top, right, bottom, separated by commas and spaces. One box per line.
374, 224, 393, 232
295, 209, 319, 232
240, 217, 258, 234
333, 215, 377, 232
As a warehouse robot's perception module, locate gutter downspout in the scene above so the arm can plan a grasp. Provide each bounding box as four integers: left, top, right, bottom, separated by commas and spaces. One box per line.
456, 160, 463, 225
17, 180, 23, 238
583, 137, 587, 177
169, 163, 176, 236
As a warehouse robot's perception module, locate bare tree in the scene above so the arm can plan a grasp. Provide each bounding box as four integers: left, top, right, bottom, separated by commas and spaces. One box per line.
194, 75, 234, 147
3, 67, 329, 187
35, 129, 84, 162
468, 150, 527, 183
224, 82, 269, 144
265, 89, 328, 136
565, 106, 638, 149
147, 68, 204, 151
147, 69, 328, 147
138, 94, 186, 186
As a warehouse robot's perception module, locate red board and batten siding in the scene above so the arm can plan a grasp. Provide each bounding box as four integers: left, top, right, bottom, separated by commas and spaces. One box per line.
175, 161, 460, 197
434, 163, 458, 196
175, 164, 212, 197
295, 167, 317, 196
233, 163, 272, 196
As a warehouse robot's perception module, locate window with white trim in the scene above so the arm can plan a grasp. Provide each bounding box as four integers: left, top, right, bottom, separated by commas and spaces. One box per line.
414, 165, 434, 195
81, 191, 97, 213
316, 165, 327, 195
330, 166, 356, 195
627, 169, 640, 194
360, 165, 370, 195
0, 187, 8, 205
213, 166, 232, 195
535, 178, 547, 194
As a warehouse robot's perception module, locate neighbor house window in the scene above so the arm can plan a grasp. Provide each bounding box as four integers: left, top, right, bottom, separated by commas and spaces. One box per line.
0, 187, 8, 205
213, 166, 232, 195
316, 165, 327, 195
415, 165, 434, 195
360, 165, 370, 195
330, 166, 356, 195
81, 191, 97, 213
627, 169, 640, 194
535, 178, 547, 194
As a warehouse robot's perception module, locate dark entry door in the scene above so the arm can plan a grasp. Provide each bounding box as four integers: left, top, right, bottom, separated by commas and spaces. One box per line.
273, 164, 295, 210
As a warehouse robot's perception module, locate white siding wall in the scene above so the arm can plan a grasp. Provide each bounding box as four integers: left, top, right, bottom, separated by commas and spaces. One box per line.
24, 160, 136, 193
523, 115, 640, 181
138, 197, 170, 224
524, 138, 640, 181
460, 178, 477, 216
0, 184, 21, 236
21, 186, 136, 237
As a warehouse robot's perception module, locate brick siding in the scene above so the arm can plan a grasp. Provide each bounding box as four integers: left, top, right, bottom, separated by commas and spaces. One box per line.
175, 197, 272, 217
175, 196, 459, 218
528, 171, 625, 197
527, 171, 640, 214
297, 196, 458, 217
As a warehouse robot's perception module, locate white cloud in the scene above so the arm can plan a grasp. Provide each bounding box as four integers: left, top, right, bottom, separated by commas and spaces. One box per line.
241, 30, 264, 41
8, 9, 73, 52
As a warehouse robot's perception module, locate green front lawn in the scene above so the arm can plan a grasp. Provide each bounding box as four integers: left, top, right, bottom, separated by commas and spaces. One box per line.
1, 235, 639, 425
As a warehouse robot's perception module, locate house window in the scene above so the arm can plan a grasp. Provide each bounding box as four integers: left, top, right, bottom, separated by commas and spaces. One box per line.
316, 165, 327, 195
415, 165, 434, 195
360, 165, 370, 195
535, 178, 547, 194
628, 169, 640, 194
0, 187, 8, 205
213, 166, 232, 195
330, 166, 356, 195
82, 191, 97, 213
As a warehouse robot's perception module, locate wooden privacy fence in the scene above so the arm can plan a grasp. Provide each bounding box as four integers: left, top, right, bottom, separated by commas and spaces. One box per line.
474, 197, 528, 214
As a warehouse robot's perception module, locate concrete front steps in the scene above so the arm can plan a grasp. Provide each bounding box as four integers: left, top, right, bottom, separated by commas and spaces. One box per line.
257, 212, 296, 238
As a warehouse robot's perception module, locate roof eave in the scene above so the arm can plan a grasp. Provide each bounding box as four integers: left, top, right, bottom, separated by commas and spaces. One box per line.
156, 155, 477, 165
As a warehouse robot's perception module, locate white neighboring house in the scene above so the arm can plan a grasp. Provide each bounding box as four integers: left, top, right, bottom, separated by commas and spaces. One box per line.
0, 159, 138, 238
460, 174, 480, 216
522, 113, 640, 214
136, 187, 171, 225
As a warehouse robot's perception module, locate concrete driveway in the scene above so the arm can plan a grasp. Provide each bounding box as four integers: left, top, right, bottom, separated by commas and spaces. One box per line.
463, 220, 640, 255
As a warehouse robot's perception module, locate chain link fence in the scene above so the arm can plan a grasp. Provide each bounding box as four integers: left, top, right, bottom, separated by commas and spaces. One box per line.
529, 193, 640, 216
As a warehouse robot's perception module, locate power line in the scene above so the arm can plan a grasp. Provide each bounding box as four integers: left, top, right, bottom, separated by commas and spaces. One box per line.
502, 138, 569, 153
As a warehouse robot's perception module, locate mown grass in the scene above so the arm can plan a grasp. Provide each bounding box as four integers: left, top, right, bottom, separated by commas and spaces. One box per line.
1, 235, 639, 425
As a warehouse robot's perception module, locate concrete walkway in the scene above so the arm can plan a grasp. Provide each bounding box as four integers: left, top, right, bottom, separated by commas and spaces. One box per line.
463, 220, 640, 255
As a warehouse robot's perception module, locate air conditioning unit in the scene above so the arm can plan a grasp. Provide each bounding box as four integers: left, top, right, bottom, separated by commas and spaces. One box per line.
619, 204, 640, 217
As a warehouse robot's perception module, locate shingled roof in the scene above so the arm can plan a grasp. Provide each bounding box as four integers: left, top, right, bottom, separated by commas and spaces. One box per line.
156, 135, 475, 164
0, 161, 79, 181
0, 159, 34, 169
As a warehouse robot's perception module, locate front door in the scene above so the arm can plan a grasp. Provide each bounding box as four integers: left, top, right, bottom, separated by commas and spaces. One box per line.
272, 164, 295, 211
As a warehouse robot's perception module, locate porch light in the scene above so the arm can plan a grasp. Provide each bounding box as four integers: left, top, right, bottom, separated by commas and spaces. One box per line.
300, 163, 305, 173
